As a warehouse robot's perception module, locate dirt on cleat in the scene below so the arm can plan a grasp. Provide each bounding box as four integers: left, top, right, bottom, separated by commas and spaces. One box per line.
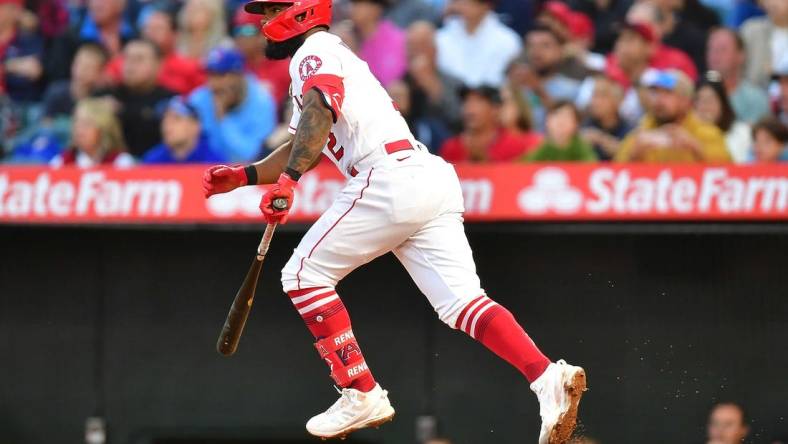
549, 370, 588, 444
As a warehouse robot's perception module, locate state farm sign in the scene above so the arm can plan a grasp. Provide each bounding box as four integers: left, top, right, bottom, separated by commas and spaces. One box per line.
0, 163, 785, 224
0, 170, 182, 220
515, 166, 787, 217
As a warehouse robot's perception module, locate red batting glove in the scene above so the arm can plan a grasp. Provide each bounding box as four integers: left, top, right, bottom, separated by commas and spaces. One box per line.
260, 172, 298, 224
202, 165, 248, 198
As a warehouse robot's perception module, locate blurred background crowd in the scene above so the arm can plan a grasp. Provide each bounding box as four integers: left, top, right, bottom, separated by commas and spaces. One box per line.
1, 0, 788, 167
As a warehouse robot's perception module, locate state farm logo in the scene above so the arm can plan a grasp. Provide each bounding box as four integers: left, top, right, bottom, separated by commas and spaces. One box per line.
518, 167, 583, 214
0, 171, 182, 218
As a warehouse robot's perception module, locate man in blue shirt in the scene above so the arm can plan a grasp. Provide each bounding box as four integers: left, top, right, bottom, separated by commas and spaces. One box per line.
188, 46, 277, 162
142, 97, 226, 164
0, 0, 45, 102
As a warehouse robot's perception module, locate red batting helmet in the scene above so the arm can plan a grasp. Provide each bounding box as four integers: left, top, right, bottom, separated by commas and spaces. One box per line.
244, 0, 332, 42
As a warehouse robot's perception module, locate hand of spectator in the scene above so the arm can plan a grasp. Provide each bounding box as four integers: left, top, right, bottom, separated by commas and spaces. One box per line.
581, 128, 605, 145
202, 165, 248, 198
510, 63, 545, 97
19, 9, 38, 33
663, 124, 702, 157
4, 56, 43, 81
581, 128, 621, 156
409, 54, 442, 101
259, 172, 298, 224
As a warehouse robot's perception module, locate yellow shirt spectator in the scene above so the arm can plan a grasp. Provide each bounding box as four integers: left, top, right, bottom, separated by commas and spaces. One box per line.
615, 112, 732, 163
616, 68, 732, 163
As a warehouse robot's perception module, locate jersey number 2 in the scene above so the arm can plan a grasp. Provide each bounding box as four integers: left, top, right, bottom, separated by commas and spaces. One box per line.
327, 132, 344, 162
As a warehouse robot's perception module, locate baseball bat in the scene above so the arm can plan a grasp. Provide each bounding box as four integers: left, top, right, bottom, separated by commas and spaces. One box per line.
216, 197, 288, 356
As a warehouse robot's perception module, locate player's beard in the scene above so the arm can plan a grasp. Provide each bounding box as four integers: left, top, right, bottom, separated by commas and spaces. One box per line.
265, 34, 306, 60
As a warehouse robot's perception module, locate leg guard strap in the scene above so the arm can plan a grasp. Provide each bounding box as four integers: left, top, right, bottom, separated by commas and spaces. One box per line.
314, 328, 370, 387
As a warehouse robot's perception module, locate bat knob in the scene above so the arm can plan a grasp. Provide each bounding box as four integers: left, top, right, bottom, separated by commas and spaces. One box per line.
272, 198, 288, 211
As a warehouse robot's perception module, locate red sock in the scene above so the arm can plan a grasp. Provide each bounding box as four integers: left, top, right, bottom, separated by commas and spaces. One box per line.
455, 296, 551, 383
289, 287, 377, 392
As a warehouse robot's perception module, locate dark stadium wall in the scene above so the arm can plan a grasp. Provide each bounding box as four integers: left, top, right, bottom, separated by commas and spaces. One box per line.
1, 226, 786, 444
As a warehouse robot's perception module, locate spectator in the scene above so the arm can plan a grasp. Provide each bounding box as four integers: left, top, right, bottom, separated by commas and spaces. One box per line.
439, 85, 536, 162
615, 69, 731, 162
47, 0, 135, 82
425, 439, 453, 444
50, 98, 134, 168
188, 46, 276, 162
581, 76, 632, 160
500, 81, 542, 147
751, 116, 788, 162
568, 0, 633, 55
623, 1, 699, 80
774, 53, 788, 125
401, 20, 462, 151
436, 0, 522, 87
95, 39, 175, 157
41, 42, 109, 118
385, 0, 439, 29
741, 0, 788, 88
605, 21, 656, 89
0, 0, 44, 102
348, 0, 406, 87
652, 0, 716, 72
138, 7, 205, 94
233, 6, 290, 105
511, 24, 584, 130
142, 96, 224, 164
176, 0, 230, 60
694, 72, 753, 163
524, 101, 597, 162
706, 402, 750, 444
706, 27, 770, 123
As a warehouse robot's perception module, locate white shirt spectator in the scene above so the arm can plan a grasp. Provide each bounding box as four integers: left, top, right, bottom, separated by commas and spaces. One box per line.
50, 151, 135, 169
725, 121, 753, 163
436, 12, 522, 87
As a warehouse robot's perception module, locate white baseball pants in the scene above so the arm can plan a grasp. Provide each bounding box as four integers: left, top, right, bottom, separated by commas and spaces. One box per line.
281, 150, 484, 327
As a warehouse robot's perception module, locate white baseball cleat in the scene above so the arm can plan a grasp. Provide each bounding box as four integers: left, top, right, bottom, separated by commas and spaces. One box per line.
530, 360, 588, 444
306, 383, 395, 440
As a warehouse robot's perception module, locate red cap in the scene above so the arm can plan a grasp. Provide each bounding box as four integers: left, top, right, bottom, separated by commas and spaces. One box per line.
569, 12, 594, 41
0, 0, 24, 6
543, 1, 574, 28
234, 6, 260, 27
622, 20, 656, 43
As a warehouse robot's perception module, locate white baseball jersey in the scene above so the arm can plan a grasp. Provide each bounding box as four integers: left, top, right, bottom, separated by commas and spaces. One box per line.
288, 31, 414, 179
281, 31, 490, 330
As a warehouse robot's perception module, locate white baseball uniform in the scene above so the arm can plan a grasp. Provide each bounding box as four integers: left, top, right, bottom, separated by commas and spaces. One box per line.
281, 31, 484, 327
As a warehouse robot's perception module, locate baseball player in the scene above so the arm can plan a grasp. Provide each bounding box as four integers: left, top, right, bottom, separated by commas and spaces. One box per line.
202, 1, 587, 442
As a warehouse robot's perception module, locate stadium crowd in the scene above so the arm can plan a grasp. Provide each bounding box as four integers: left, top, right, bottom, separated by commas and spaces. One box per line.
1, 0, 788, 167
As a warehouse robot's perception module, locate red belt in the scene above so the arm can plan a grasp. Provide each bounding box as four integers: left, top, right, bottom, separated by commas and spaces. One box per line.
349, 139, 413, 177
384, 139, 414, 154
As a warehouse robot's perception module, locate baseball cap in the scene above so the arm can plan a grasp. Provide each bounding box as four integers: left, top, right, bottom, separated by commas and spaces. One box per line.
233, 7, 261, 37
621, 20, 657, 43
542, 1, 574, 29
204, 47, 245, 74
569, 11, 594, 41
642, 69, 694, 97
164, 96, 200, 120
0, 0, 24, 6
459, 85, 502, 104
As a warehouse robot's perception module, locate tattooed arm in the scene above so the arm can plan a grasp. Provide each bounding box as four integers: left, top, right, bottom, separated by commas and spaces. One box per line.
285, 88, 334, 177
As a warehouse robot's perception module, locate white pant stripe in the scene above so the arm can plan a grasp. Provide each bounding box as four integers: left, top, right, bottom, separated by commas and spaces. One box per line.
297, 295, 340, 315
